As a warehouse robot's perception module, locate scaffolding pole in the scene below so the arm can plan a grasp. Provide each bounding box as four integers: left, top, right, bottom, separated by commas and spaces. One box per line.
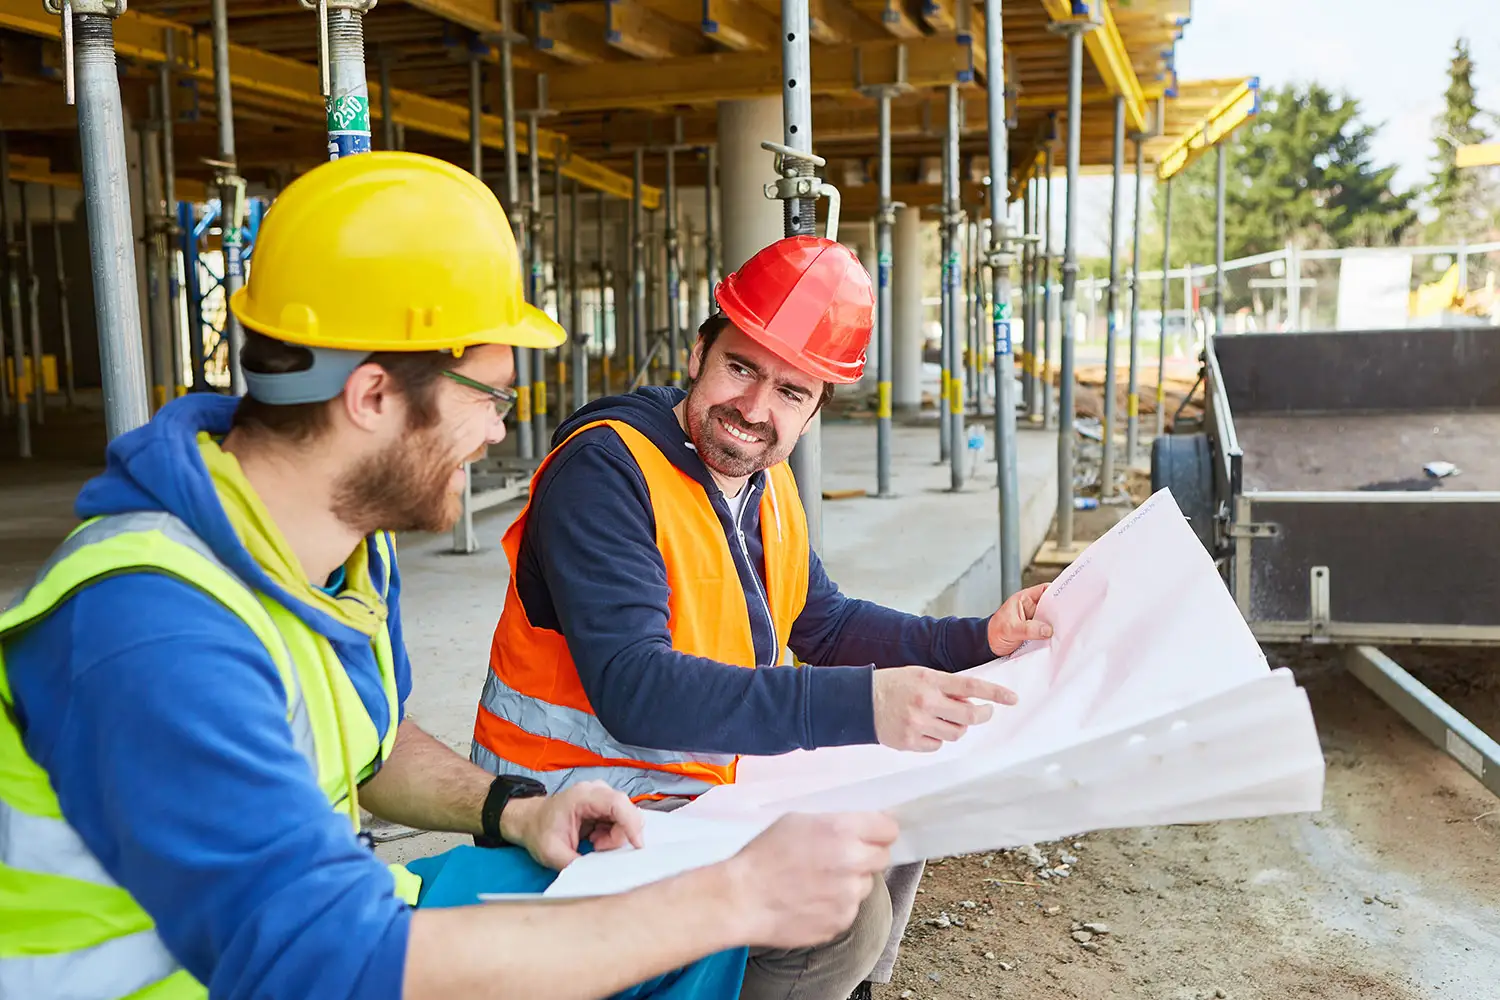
527, 109, 546, 448
875, 88, 894, 498
597, 189, 609, 396
1215, 143, 1227, 333
944, 83, 964, 491
554, 150, 565, 415
498, 0, 534, 461
1126, 138, 1144, 466
49, 186, 76, 407
1041, 138, 1054, 429
136, 117, 167, 412
213, 0, 246, 396
1020, 182, 1033, 420
1100, 94, 1124, 500
631, 149, 645, 390
570, 180, 586, 412
704, 144, 719, 312
781, 0, 822, 550
1156, 178, 1172, 439
665, 146, 681, 384
984, 0, 1020, 597
451, 48, 484, 555
159, 32, 180, 399
18, 185, 46, 424
1054, 19, 1091, 554
56, 6, 152, 440
1, 136, 30, 457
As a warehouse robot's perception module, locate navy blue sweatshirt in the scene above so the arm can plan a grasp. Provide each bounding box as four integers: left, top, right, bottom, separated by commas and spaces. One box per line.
514, 386, 994, 756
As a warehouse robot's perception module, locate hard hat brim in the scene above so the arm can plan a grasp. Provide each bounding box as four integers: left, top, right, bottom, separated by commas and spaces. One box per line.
229, 287, 568, 353
715, 280, 867, 385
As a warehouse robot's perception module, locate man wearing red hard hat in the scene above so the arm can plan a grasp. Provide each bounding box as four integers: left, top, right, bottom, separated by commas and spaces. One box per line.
470, 235, 1049, 999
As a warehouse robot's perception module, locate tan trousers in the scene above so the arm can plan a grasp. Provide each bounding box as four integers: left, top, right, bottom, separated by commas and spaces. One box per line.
739, 875, 893, 1000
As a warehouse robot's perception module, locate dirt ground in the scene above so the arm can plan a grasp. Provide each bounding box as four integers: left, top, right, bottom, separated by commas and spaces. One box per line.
875, 497, 1500, 1000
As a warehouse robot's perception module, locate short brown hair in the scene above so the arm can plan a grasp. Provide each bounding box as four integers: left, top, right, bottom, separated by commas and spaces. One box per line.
695, 313, 836, 410
231, 333, 461, 443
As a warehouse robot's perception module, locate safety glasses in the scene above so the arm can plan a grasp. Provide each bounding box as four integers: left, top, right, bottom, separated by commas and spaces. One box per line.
443, 370, 518, 420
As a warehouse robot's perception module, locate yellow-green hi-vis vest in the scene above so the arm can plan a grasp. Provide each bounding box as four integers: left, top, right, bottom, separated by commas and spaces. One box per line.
0, 511, 422, 1000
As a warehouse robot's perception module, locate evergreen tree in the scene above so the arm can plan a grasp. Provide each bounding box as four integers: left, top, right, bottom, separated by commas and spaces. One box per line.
1425, 38, 1492, 243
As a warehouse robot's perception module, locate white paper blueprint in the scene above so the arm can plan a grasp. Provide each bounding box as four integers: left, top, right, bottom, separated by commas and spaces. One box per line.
544, 490, 1326, 899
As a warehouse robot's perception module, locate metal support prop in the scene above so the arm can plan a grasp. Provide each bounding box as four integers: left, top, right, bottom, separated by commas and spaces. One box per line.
965, 217, 977, 412
665, 147, 681, 384
704, 144, 719, 312
875, 89, 894, 498
1, 136, 31, 457
527, 109, 547, 448
1126, 138, 1144, 466
452, 49, 485, 555
1101, 94, 1124, 499
178, 201, 207, 391
631, 149, 645, 389
158, 32, 180, 398
213, 0, 246, 396
49, 186, 76, 406
1054, 21, 1091, 552
1041, 140, 1054, 429
645, 209, 658, 378
554, 149, 566, 415
684, 220, 699, 335
943, 83, 964, 490
499, 1, 534, 461
378, 50, 396, 150
19, 186, 45, 424
781, 0, 822, 550
1156, 177, 1172, 438
1215, 143, 1226, 334
985, 0, 1020, 597
597, 188, 608, 396
1019, 182, 1033, 419
569, 180, 586, 412
136, 119, 167, 412
50, 4, 152, 440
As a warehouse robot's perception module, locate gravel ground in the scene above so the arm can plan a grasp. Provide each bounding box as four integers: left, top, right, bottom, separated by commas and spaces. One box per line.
875, 495, 1500, 1000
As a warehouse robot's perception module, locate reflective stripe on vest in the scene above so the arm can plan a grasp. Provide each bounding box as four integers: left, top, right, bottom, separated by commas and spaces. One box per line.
473, 418, 810, 800
0, 513, 411, 1000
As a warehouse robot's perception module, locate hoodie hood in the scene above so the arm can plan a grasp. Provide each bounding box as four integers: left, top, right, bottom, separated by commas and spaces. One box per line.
75, 393, 383, 644
552, 386, 729, 494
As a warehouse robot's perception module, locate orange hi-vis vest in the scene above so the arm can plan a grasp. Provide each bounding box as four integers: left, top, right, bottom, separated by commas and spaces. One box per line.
471, 419, 810, 800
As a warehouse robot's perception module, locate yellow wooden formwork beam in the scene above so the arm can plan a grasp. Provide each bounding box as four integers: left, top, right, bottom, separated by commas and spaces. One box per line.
7, 152, 207, 201
396, 0, 504, 36
638, 0, 781, 52
1456, 143, 1500, 169
848, 0, 924, 39
804, 0, 882, 45
1041, 0, 1147, 134
0, 1, 659, 207
1156, 76, 1260, 180
605, 0, 705, 59
539, 34, 975, 112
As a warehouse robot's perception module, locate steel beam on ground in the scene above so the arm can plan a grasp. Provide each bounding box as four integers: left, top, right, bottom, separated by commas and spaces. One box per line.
943, 82, 964, 491
1346, 646, 1500, 799
213, 0, 245, 396
0, 133, 30, 457
1101, 94, 1123, 499
1156, 176, 1171, 439
781, 0, 822, 551
1126, 137, 1144, 466
984, 0, 1019, 598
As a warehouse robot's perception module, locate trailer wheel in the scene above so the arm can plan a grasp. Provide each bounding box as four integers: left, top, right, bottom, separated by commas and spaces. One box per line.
1151, 433, 1215, 553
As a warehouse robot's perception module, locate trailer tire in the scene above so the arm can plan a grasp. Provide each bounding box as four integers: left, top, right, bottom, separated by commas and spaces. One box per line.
1151, 432, 1215, 553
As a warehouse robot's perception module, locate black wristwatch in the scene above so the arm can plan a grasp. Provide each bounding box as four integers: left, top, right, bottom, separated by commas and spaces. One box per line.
477, 774, 547, 848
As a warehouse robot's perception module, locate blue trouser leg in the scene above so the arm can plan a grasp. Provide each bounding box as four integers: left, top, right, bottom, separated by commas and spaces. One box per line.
406, 845, 748, 999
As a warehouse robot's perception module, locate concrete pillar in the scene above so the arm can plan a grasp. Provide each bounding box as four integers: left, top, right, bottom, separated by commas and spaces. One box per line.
892, 205, 923, 413
717, 98, 783, 271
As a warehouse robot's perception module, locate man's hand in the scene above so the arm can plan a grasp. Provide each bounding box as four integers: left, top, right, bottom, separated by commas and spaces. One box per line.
987, 582, 1051, 657
724, 813, 898, 950
872, 667, 1017, 752
499, 781, 645, 870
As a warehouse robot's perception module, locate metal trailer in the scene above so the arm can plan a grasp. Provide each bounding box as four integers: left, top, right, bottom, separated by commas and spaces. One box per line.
1151, 325, 1500, 798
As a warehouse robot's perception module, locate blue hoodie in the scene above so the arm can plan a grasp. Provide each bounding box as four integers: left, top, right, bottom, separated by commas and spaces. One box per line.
5, 394, 411, 1000
512, 386, 994, 756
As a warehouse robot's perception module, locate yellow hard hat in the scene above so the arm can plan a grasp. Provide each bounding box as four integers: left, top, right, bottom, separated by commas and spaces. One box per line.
228, 151, 564, 354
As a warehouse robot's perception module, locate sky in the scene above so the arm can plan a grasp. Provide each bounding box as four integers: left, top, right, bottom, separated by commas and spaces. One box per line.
1066, 0, 1500, 256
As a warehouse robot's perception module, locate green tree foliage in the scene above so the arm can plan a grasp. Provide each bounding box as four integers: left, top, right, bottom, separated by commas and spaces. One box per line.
1424, 38, 1494, 244
1144, 83, 1417, 270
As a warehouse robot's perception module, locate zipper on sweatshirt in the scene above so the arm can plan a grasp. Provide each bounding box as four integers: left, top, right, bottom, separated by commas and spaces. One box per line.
731, 480, 777, 665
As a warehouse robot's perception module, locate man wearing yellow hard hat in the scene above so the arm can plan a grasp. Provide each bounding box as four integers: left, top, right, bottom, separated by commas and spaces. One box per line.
0, 151, 898, 1000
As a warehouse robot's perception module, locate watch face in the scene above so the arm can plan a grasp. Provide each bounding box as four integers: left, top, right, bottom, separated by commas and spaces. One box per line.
501, 775, 547, 798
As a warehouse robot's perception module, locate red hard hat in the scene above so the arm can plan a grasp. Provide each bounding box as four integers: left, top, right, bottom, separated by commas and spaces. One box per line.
713, 235, 873, 385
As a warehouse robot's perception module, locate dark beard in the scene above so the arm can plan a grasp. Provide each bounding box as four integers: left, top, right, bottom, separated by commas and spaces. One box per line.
331, 427, 460, 535
689, 399, 785, 479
